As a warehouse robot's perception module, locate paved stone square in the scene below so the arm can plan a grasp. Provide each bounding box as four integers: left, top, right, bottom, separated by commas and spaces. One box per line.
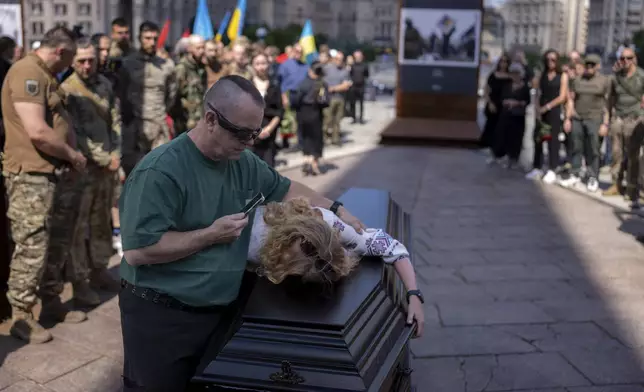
1, 99, 644, 390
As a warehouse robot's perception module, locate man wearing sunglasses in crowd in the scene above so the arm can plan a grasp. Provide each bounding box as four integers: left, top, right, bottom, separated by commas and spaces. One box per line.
604, 47, 644, 208
117, 75, 367, 391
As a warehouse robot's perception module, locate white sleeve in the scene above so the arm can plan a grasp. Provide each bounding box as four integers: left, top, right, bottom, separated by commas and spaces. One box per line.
317, 208, 410, 264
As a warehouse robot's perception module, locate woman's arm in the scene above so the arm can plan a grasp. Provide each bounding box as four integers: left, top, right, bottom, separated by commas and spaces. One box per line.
544, 72, 569, 110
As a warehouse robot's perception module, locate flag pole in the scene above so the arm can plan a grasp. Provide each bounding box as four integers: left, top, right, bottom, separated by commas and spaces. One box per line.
20, 0, 26, 49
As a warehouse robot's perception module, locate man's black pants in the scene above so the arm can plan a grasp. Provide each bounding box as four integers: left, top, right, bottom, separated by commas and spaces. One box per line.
119, 286, 227, 391
350, 86, 365, 122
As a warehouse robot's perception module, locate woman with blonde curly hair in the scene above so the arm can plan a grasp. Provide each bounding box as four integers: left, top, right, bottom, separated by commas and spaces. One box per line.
246, 198, 425, 336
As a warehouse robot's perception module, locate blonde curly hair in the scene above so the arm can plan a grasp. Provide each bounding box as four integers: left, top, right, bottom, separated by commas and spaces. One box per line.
259, 198, 359, 285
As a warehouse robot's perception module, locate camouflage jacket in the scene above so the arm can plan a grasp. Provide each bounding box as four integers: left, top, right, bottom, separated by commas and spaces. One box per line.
173, 55, 206, 133
118, 51, 177, 144
62, 73, 121, 168
228, 63, 254, 80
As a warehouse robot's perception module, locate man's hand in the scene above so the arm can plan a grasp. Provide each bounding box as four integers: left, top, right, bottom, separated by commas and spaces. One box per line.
108, 155, 120, 171
563, 119, 572, 133
71, 151, 87, 171
209, 213, 249, 244
338, 206, 366, 233
599, 123, 609, 137
407, 296, 425, 338
258, 126, 273, 140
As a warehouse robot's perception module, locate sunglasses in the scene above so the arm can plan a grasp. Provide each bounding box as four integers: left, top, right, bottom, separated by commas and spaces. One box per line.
620, 56, 634, 61
207, 103, 261, 142
547, 57, 557, 62
585, 62, 596, 67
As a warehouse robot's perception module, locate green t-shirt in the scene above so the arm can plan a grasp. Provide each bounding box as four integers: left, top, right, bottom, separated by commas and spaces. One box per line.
119, 133, 291, 307
571, 74, 610, 121
611, 67, 644, 118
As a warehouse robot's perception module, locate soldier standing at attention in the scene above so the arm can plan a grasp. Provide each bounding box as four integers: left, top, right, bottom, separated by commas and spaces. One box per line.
118, 21, 176, 176
62, 38, 122, 303
173, 35, 206, 135
2, 27, 87, 344
108, 17, 132, 59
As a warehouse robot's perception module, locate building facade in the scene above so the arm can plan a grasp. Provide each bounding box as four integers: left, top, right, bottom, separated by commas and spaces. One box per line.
587, 0, 644, 57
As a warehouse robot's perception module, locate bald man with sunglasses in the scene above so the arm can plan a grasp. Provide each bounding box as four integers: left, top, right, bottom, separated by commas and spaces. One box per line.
117, 75, 366, 391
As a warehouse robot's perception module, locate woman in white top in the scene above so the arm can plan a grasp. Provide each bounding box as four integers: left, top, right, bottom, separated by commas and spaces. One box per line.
247, 198, 425, 336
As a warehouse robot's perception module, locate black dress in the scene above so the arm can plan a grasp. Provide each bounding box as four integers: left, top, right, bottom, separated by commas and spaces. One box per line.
251, 76, 284, 167
291, 76, 329, 158
480, 72, 511, 148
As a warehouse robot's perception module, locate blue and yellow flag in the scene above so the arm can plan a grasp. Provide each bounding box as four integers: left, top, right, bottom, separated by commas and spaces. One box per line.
193, 0, 214, 40
215, 11, 231, 42
299, 20, 317, 64
226, 0, 246, 42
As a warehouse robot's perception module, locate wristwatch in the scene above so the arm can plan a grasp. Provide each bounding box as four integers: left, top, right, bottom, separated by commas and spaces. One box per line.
330, 201, 343, 216
406, 289, 425, 304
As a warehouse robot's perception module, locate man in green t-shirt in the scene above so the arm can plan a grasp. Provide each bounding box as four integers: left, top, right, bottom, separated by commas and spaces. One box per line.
562, 54, 610, 192
118, 75, 366, 391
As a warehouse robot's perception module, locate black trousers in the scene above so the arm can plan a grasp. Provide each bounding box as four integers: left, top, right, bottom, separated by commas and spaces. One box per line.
493, 113, 526, 161
119, 287, 227, 391
533, 108, 562, 171
350, 86, 365, 122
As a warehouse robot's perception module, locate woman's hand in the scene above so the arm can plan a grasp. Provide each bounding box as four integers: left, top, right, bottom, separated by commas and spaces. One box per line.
338, 206, 366, 233
563, 118, 572, 133
488, 102, 497, 113
407, 296, 425, 338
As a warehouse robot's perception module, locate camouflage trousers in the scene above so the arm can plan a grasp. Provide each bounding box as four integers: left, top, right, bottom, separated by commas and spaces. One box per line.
4, 172, 57, 312
70, 167, 115, 282
41, 170, 87, 297
610, 115, 644, 196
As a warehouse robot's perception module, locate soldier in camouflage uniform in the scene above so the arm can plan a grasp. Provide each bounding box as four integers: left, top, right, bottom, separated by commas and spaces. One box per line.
61, 38, 122, 305
228, 43, 253, 79
172, 35, 206, 135
2, 27, 87, 344
118, 21, 177, 176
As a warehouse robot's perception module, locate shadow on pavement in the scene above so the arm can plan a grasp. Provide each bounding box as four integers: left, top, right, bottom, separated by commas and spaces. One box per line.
282, 145, 644, 390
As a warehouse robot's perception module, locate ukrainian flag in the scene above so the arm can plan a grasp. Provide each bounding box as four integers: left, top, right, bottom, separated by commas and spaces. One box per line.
226, 0, 246, 42
193, 0, 214, 40
215, 11, 231, 42
299, 20, 317, 64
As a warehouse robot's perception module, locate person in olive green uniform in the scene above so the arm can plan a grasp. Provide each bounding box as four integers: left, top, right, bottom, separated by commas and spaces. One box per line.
172, 35, 206, 135
562, 54, 610, 192
605, 47, 644, 204
118, 75, 366, 391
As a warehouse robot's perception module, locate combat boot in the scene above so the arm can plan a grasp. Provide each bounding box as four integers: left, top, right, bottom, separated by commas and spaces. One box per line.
9, 309, 52, 344
40, 296, 87, 324
90, 269, 121, 292
73, 280, 101, 307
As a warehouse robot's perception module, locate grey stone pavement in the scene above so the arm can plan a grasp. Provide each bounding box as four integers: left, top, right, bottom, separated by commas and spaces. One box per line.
2, 94, 644, 391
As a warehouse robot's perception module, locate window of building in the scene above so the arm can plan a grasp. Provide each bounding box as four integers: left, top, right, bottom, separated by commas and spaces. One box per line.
80, 21, 92, 33
31, 2, 43, 16
55, 21, 68, 28
31, 22, 44, 35
54, 4, 68, 16
78, 3, 91, 16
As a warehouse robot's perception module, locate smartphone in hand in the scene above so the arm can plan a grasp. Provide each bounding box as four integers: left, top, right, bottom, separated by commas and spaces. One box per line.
242, 192, 265, 216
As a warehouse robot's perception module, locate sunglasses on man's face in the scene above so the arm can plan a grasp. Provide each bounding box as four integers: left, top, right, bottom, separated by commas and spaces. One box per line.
620, 56, 634, 61
207, 103, 261, 142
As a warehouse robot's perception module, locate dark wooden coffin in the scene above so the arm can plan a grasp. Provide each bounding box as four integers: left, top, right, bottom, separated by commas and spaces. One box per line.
191, 188, 416, 391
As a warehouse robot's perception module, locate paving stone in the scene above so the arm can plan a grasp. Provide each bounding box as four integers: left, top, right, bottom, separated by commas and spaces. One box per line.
418, 281, 495, 303
410, 326, 536, 357
460, 264, 568, 282
411, 356, 498, 392
561, 348, 644, 384
497, 322, 626, 352
49, 312, 124, 363
415, 266, 466, 284
480, 249, 562, 264
0, 367, 23, 389
1, 336, 101, 384
45, 357, 122, 392
485, 353, 591, 390
0, 380, 52, 392
568, 386, 644, 392
438, 301, 554, 326
534, 299, 614, 322
412, 249, 488, 267
595, 318, 644, 349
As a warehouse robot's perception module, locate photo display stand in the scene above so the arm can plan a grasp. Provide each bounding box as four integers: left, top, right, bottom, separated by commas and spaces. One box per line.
381, 0, 484, 145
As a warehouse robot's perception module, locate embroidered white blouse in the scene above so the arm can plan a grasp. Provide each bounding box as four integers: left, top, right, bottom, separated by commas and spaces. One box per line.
247, 206, 410, 264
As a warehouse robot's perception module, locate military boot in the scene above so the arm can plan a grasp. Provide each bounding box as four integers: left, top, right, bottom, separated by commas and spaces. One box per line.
9, 309, 53, 344
73, 280, 101, 307
40, 296, 87, 324
89, 269, 121, 292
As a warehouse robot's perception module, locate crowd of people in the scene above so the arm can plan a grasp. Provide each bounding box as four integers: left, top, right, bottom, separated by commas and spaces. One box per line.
481, 48, 644, 208
0, 17, 375, 347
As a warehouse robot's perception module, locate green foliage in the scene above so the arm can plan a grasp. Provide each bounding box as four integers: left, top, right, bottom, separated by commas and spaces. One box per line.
633, 29, 644, 63
524, 51, 542, 70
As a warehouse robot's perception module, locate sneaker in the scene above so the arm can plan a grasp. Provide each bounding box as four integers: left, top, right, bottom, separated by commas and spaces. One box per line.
542, 170, 557, 184
112, 234, 123, 257
587, 177, 599, 193
40, 296, 87, 324
10, 309, 52, 344
73, 280, 101, 307
525, 168, 543, 180
559, 175, 580, 188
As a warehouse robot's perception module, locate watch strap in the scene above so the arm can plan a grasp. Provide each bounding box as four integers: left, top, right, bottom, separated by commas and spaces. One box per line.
330, 201, 343, 215
406, 289, 424, 304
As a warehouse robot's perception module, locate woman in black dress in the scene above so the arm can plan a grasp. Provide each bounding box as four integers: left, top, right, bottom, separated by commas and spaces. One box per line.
291, 61, 329, 175
481, 53, 512, 153
250, 53, 284, 167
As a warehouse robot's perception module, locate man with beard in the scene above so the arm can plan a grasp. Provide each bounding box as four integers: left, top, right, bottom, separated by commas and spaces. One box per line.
108, 17, 132, 59
173, 35, 207, 135
118, 21, 177, 176
204, 40, 228, 88
60, 38, 122, 302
